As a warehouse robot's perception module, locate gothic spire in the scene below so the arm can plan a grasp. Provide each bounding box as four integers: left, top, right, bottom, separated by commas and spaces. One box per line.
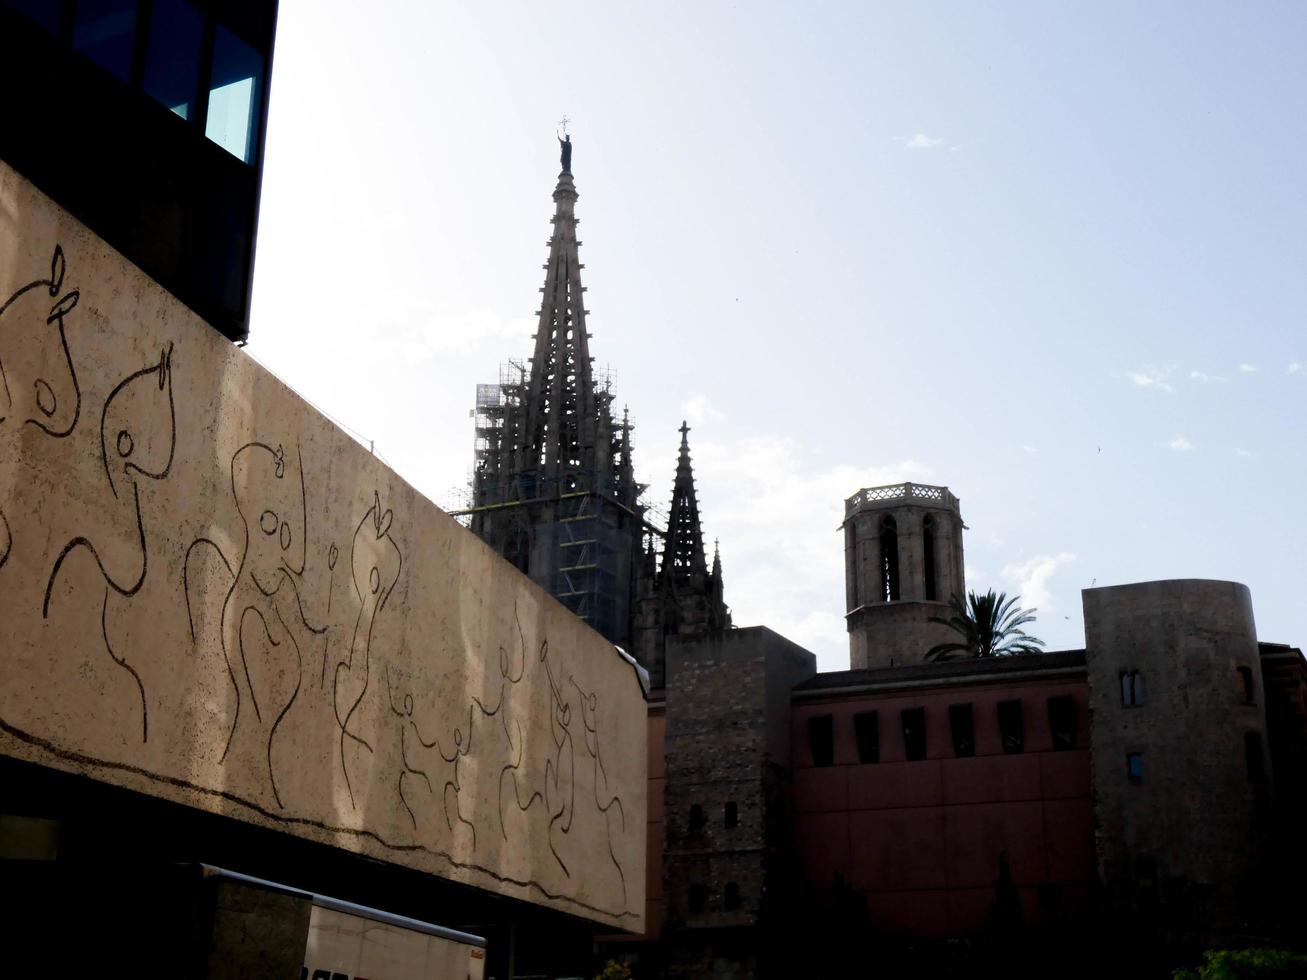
660, 421, 709, 588
521, 157, 596, 485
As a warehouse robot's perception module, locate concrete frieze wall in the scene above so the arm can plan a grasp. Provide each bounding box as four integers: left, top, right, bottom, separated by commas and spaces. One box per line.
0, 161, 645, 931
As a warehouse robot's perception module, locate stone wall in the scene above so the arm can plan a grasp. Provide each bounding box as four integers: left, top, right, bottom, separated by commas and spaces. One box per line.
0, 161, 645, 930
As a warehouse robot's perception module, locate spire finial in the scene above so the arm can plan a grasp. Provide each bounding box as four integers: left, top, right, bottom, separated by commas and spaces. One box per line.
679, 420, 690, 446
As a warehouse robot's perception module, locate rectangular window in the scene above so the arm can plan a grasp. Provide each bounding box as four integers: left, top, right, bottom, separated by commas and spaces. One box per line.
1048, 695, 1076, 750
689, 884, 706, 915
142, 0, 203, 120
206, 23, 264, 162
72, 0, 139, 83
853, 710, 879, 764
1237, 666, 1255, 705
997, 699, 1024, 754
724, 801, 738, 829
808, 714, 835, 768
1127, 752, 1144, 783
901, 707, 926, 761
689, 804, 705, 833
1120, 670, 1145, 707
948, 703, 975, 757
1245, 732, 1267, 783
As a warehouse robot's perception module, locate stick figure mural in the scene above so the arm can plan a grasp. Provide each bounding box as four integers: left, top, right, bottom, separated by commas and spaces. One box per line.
183, 440, 327, 807
43, 344, 176, 742
0, 244, 80, 571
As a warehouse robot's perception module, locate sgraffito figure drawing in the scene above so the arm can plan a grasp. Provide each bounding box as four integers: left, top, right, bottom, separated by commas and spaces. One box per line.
43, 344, 176, 742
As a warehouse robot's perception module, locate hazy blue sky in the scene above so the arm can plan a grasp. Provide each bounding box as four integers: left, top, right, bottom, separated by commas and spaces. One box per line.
248, 1, 1307, 672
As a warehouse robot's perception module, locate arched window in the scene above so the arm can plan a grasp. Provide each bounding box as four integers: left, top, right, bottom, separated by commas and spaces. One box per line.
879, 515, 900, 602
922, 514, 938, 600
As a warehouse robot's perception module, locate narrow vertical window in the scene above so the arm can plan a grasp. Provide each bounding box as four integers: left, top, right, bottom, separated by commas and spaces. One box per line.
879, 515, 900, 602
808, 714, 835, 767
853, 710, 879, 764
1120, 670, 1145, 707
689, 884, 706, 914
1237, 666, 1255, 705
142, 0, 203, 120
948, 703, 975, 757
1127, 752, 1144, 783
901, 707, 927, 761
1245, 732, 1267, 783
724, 882, 741, 911
689, 804, 705, 833
1048, 695, 1076, 750
724, 801, 738, 829
922, 514, 938, 601
998, 699, 1025, 754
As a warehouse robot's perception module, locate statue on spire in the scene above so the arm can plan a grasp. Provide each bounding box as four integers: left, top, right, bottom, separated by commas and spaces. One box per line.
557, 116, 572, 174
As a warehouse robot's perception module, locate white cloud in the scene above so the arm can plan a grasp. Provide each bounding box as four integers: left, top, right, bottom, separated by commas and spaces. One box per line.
680, 394, 726, 426
1021, 445, 1038, 455
1239, 363, 1258, 373
1000, 553, 1076, 613
1190, 369, 1227, 384
1126, 366, 1174, 393
1166, 436, 1194, 451
1288, 361, 1302, 375
903, 133, 944, 150
1234, 448, 1254, 458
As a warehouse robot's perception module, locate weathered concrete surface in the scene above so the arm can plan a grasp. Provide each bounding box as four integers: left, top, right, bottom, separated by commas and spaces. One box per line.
205, 878, 312, 980
1083, 579, 1267, 924
0, 161, 645, 930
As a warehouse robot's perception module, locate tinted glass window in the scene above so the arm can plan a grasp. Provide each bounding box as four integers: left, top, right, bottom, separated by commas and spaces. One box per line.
72, 0, 138, 82
1048, 694, 1076, 750
206, 23, 262, 162
901, 707, 926, 761
853, 710, 879, 763
1127, 752, 1143, 783
5, 0, 63, 33
143, 0, 202, 119
998, 699, 1024, 754
808, 714, 835, 767
949, 703, 974, 757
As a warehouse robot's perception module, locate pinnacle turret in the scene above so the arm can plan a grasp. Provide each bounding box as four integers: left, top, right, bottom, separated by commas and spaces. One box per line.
660, 421, 709, 588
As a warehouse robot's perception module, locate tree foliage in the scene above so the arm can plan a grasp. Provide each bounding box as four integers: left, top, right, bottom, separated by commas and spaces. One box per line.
1173, 948, 1307, 980
926, 589, 1045, 661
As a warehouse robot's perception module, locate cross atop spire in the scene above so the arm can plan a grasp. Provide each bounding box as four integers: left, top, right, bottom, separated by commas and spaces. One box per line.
661, 420, 708, 588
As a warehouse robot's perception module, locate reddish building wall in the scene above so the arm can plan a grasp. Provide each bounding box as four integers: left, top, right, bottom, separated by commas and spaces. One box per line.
790, 674, 1093, 936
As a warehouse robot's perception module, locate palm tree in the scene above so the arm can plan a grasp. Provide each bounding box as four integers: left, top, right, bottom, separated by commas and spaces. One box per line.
925, 589, 1045, 661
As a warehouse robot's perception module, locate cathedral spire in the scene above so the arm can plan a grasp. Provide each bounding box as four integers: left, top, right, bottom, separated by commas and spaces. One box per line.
661, 421, 709, 588
521, 151, 596, 485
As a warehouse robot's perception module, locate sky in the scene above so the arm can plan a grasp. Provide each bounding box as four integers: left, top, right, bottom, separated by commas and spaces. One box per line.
247, 1, 1307, 673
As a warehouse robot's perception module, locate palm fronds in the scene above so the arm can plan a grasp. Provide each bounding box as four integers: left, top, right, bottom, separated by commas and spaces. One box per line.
925, 589, 1045, 661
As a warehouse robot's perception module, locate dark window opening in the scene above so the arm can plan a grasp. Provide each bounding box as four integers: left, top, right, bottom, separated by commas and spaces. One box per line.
688, 884, 706, 915
4, 0, 62, 33
1127, 752, 1143, 783
724, 801, 738, 829
1048, 695, 1076, 750
724, 882, 741, 911
1120, 670, 1145, 707
689, 804, 705, 833
1135, 855, 1158, 907
949, 703, 975, 757
923, 514, 938, 601
142, 0, 203, 120
72, 0, 138, 82
1237, 666, 1255, 705
1245, 732, 1267, 783
879, 515, 900, 602
901, 707, 926, 761
808, 714, 835, 767
853, 710, 879, 764
997, 699, 1024, 754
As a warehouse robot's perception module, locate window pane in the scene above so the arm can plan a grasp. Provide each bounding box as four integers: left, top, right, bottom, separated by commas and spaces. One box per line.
853, 710, 879, 764
808, 714, 835, 767
72, 0, 138, 82
901, 707, 926, 761
143, 0, 202, 119
206, 23, 262, 162
4, 0, 62, 34
998, 699, 1024, 754
949, 703, 974, 758
1048, 695, 1076, 750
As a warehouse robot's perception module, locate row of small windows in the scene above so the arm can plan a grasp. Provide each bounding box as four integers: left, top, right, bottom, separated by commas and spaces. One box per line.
1120, 666, 1256, 708
2, 0, 267, 163
688, 882, 741, 914
687, 801, 738, 833
807, 695, 1078, 766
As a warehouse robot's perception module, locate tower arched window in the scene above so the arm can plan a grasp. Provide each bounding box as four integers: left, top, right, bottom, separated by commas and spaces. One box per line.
879, 515, 900, 602
923, 514, 938, 601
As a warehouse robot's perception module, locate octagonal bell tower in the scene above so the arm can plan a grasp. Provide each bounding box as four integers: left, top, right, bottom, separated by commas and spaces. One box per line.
843, 482, 965, 668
